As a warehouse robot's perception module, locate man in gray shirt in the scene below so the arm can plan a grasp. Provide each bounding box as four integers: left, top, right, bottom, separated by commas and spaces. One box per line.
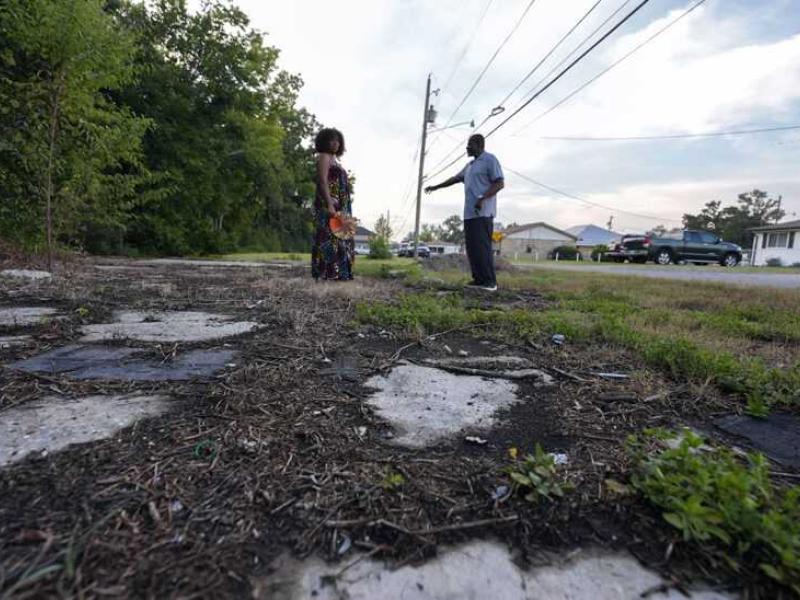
424, 134, 504, 291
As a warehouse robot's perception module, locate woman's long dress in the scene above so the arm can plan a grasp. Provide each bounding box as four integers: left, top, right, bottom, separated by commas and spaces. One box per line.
311, 158, 354, 280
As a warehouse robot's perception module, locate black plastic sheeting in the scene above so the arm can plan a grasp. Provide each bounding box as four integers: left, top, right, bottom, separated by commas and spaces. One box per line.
715, 414, 800, 468
9, 344, 236, 381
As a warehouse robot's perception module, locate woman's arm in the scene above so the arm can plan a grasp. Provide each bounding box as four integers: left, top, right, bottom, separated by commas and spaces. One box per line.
316, 153, 337, 214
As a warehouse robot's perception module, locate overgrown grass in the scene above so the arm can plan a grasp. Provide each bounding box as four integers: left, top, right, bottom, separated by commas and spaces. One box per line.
356, 268, 800, 411
628, 429, 800, 594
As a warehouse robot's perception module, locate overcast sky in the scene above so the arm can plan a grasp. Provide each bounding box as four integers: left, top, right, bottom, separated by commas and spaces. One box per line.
193, 0, 800, 236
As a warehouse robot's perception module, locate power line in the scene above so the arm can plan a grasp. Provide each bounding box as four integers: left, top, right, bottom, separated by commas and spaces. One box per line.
484, 0, 653, 139
505, 167, 683, 223
515, 0, 708, 134
438, 0, 540, 133
426, 0, 609, 176
515, 0, 635, 111
426, 0, 653, 182
440, 0, 495, 96
496, 0, 605, 111
539, 123, 800, 141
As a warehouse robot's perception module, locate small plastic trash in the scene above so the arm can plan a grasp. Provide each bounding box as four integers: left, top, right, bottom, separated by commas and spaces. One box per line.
551, 334, 565, 345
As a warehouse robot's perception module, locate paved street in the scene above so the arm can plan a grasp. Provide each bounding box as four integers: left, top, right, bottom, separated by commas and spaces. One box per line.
522, 263, 800, 289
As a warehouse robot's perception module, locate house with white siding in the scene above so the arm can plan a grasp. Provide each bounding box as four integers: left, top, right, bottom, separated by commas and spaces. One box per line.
749, 220, 800, 266
499, 222, 577, 259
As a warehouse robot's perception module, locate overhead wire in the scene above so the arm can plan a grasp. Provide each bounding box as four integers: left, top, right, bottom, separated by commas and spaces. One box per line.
426, 0, 610, 176
437, 0, 540, 133
425, 0, 654, 182
505, 167, 683, 223
538, 123, 800, 141
514, 0, 708, 134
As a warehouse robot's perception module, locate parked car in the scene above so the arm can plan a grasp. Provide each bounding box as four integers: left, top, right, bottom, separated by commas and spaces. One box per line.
397, 243, 430, 258
607, 230, 742, 266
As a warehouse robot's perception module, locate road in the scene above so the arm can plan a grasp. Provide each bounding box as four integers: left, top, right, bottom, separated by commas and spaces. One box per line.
521, 263, 800, 289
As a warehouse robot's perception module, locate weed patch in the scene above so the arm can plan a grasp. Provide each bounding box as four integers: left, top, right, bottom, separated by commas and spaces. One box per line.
628, 429, 800, 594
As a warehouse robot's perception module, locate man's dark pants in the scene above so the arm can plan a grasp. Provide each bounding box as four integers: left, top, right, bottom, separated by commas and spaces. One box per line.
464, 217, 496, 286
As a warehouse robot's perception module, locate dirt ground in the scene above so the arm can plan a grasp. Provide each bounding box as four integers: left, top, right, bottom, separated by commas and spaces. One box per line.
0, 257, 787, 598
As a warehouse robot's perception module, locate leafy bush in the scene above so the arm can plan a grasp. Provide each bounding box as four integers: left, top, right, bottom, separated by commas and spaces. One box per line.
766, 258, 783, 267
368, 236, 392, 259
628, 429, 800, 594
549, 245, 579, 260
590, 244, 610, 261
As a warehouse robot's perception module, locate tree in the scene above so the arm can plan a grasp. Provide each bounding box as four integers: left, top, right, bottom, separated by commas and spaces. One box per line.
373, 213, 392, 241
681, 190, 785, 248
647, 225, 669, 237
439, 214, 464, 244
0, 0, 149, 266
419, 223, 441, 243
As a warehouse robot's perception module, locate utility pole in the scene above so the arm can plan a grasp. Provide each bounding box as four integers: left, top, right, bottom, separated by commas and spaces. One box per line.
412, 74, 432, 258
606, 215, 614, 231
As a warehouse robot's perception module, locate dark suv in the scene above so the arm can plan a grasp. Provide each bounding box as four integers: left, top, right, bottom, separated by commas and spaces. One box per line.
608, 230, 742, 266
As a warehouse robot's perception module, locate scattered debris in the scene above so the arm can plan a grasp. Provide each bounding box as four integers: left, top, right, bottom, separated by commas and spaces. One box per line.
465, 436, 488, 445
551, 334, 566, 345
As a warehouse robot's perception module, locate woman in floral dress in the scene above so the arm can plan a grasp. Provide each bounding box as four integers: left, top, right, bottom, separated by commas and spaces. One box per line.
311, 128, 354, 280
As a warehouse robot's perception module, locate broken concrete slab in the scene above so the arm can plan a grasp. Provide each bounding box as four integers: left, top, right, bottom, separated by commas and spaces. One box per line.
0, 393, 168, 467
9, 344, 236, 381
259, 541, 731, 600
80, 310, 260, 343
0, 307, 59, 327
0, 269, 52, 281
364, 363, 519, 448
0, 335, 32, 349
132, 258, 296, 268
715, 413, 800, 468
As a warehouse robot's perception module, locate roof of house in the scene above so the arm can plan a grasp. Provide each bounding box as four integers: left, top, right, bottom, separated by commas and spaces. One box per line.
565, 224, 622, 245
502, 222, 577, 240
749, 219, 800, 232
354, 225, 375, 237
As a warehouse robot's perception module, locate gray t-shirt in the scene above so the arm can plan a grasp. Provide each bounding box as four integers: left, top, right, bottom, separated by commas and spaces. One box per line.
456, 151, 504, 220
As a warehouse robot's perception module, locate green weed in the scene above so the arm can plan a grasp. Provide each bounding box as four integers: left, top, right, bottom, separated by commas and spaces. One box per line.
628, 429, 800, 594
505, 444, 568, 503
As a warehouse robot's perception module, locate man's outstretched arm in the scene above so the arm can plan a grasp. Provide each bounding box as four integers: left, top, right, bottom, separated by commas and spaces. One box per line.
424, 173, 463, 194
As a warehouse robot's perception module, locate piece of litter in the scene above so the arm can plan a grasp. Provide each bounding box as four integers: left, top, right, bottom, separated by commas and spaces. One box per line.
356, 426, 367, 438
443, 345, 452, 354
551, 334, 565, 345
337, 535, 352, 555
491, 485, 510, 501
549, 453, 568, 465
465, 436, 488, 445
457, 350, 469, 357
592, 372, 630, 380
170, 500, 184, 513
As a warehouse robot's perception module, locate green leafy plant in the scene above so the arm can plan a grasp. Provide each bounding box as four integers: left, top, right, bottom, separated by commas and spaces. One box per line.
505, 444, 567, 503
381, 471, 405, 490
628, 429, 800, 594
368, 235, 392, 259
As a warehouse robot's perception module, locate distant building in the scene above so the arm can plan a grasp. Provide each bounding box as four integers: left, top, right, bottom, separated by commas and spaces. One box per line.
499, 222, 577, 259
749, 220, 800, 266
354, 225, 374, 255
565, 224, 622, 258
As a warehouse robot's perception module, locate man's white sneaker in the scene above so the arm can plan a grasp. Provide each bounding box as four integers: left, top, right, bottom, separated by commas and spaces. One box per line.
479, 284, 498, 292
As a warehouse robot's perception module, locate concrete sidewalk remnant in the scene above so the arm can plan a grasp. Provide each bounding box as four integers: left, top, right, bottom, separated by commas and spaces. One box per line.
364, 363, 519, 448
0, 307, 59, 327
9, 344, 236, 381
0, 269, 52, 281
80, 310, 260, 343
259, 541, 732, 600
0, 393, 168, 467
715, 414, 800, 468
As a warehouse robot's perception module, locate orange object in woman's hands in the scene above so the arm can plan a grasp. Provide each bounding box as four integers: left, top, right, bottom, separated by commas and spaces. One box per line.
329, 213, 358, 239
